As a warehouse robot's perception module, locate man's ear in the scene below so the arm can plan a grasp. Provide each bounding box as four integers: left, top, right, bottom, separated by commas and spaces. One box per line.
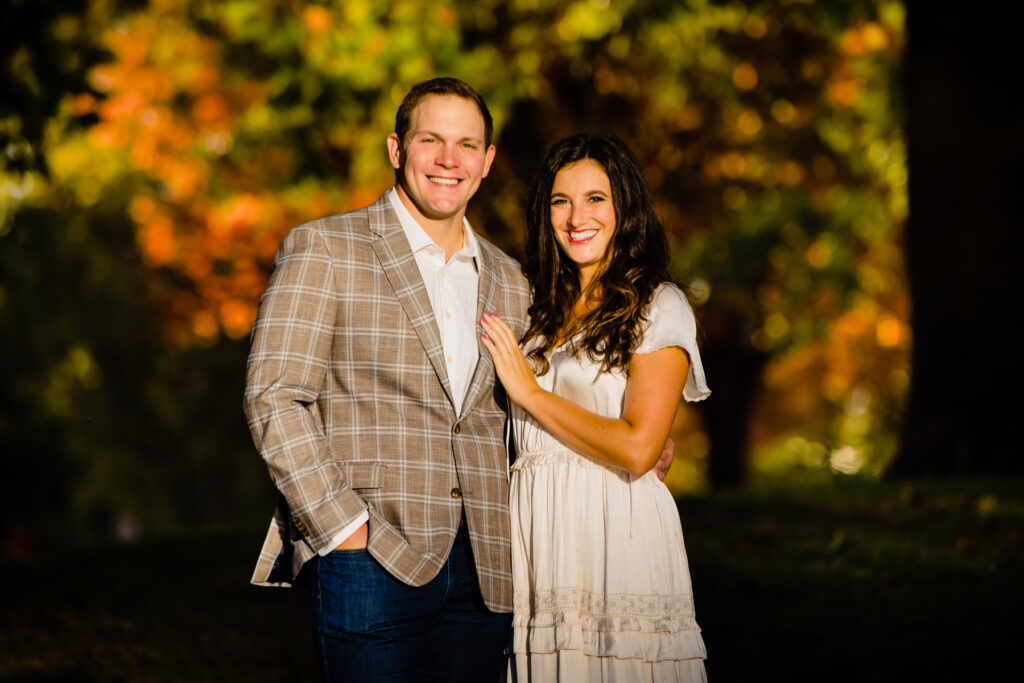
387, 133, 403, 171
481, 144, 497, 179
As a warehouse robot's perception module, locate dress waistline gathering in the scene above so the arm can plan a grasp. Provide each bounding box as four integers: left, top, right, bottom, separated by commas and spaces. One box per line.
510, 448, 641, 539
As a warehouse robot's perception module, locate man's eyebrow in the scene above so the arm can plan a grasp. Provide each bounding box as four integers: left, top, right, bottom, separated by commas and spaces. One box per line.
412, 129, 484, 144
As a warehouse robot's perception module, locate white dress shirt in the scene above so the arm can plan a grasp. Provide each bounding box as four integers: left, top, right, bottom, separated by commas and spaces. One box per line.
321, 188, 481, 554
388, 188, 481, 415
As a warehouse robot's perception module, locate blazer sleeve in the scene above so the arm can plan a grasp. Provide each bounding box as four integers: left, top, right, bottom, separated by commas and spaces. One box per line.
243, 223, 366, 553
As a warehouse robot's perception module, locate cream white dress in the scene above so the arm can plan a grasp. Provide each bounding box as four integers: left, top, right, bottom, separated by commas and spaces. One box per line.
509, 284, 711, 682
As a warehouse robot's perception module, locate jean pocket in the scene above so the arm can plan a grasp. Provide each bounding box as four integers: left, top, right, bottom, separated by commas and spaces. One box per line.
314, 551, 422, 636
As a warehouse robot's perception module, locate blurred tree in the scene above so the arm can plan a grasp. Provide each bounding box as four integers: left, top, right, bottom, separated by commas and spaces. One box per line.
467, 0, 908, 486
1, 0, 270, 552
2, 0, 910, 553
889, 2, 1024, 476
2, 0, 111, 551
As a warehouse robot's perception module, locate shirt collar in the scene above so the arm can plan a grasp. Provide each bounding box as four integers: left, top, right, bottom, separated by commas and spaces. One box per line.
387, 187, 479, 261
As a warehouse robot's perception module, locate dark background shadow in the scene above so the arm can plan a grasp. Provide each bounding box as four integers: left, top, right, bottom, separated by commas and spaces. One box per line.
2, 1, 1022, 680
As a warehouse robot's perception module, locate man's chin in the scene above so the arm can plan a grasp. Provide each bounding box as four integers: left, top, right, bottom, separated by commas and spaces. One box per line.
412, 196, 467, 222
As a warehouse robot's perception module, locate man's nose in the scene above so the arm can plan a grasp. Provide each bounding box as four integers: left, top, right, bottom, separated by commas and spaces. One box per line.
435, 143, 459, 168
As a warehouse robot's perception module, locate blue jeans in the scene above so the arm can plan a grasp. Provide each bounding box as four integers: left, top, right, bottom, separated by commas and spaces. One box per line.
307, 526, 511, 683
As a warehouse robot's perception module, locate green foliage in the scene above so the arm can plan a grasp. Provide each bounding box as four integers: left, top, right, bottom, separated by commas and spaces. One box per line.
1, 0, 908, 551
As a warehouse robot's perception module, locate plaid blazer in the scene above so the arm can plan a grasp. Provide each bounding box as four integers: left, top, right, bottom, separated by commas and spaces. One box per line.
244, 193, 530, 612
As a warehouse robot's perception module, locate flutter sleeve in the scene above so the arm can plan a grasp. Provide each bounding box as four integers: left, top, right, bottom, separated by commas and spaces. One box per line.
635, 283, 712, 402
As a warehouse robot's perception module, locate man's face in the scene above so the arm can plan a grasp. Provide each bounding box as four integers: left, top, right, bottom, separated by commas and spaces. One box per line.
387, 94, 496, 224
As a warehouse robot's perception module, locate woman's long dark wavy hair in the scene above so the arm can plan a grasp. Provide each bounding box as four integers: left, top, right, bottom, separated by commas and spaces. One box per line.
522, 133, 673, 375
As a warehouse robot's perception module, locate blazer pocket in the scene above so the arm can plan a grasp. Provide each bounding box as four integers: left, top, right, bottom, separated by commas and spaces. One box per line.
342, 462, 385, 490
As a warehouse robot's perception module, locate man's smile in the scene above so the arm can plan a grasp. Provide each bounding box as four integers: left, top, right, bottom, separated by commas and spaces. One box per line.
429, 176, 461, 186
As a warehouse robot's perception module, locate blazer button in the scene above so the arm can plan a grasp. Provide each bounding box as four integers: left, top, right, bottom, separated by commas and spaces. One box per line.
453, 424, 461, 435
450, 488, 462, 499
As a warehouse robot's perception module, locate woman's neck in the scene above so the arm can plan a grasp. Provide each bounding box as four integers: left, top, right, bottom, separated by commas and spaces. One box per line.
556, 282, 602, 345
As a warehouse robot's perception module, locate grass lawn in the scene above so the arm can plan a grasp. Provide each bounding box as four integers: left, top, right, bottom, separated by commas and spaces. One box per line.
684, 477, 1022, 681
2, 476, 1021, 682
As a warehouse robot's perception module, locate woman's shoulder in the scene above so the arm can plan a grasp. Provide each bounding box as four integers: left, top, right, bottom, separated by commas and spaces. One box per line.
637, 281, 711, 401
647, 282, 695, 319
634, 282, 698, 352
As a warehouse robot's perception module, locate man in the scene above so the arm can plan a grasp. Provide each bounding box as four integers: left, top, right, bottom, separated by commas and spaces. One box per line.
244, 77, 529, 682
244, 78, 673, 681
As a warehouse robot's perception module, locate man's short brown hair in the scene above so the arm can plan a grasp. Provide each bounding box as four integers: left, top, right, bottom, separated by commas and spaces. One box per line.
394, 77, 494, 148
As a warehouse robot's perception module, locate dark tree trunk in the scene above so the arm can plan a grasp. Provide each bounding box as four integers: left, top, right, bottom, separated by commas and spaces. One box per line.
698, 319, 768, 489
890, 2, 1024, 476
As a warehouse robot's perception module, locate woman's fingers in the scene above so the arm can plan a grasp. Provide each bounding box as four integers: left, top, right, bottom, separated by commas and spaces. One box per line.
480, 327, 508, 364
481, 312, 516, 353
482, 338, 503, 360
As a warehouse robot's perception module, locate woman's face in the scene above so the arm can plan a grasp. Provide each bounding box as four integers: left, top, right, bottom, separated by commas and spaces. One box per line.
549, 158, 616, 285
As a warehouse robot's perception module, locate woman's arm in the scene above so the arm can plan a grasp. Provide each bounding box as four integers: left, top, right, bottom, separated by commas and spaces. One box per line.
481, 312, 687, 477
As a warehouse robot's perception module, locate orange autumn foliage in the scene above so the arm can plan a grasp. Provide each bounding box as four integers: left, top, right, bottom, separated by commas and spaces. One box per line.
81, 7, 331, 343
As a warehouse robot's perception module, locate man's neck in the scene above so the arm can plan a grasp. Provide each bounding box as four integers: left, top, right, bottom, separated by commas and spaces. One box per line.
394, 186, 467, 261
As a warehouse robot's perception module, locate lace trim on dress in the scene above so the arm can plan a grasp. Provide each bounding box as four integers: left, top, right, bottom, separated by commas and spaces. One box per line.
515, 586, 694, 618
513, 587, 706, 662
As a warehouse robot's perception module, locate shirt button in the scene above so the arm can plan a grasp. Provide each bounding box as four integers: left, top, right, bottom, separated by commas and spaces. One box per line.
450, 488, 462, 499
447, 356, 453, 364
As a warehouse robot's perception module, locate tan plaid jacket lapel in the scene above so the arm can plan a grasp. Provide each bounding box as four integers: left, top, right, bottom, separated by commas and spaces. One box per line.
367, 203, 453, 404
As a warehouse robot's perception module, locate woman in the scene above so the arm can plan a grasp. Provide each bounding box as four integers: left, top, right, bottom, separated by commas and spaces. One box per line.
481, 133, 710, 682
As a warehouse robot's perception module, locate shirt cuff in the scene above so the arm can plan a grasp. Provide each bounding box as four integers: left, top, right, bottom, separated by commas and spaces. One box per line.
318, 510, 369, 556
